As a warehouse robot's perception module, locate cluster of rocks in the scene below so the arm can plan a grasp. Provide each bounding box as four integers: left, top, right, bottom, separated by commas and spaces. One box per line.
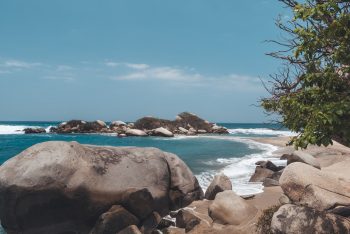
0, 142, 203, 234
23, 112, 229, 137
266, 150, 350, 233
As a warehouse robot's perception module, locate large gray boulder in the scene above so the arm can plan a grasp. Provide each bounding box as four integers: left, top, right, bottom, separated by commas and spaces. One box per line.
249, 167, 274, 182
208, 191, 257, 225
204, 174, 232, 200
281, 151, 321, 169
279, 162, 350, 211
0, 141, 203, 234
151, 127, 174, 137
125, 129, 148, 136
271, 204, 350, 234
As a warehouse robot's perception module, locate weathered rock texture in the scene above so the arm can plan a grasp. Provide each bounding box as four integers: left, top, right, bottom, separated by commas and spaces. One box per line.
0, 141, 203, 234
271, 204, 350, 234
279, 162, 350, 211
204, 174, 232, 200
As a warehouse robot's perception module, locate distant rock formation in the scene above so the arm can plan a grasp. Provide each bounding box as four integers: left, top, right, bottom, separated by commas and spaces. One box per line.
53, 112, 229, 137
23, 128, 46, 134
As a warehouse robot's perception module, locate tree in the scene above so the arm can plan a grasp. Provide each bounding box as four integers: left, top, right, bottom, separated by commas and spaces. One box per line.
262, 0, 350, 148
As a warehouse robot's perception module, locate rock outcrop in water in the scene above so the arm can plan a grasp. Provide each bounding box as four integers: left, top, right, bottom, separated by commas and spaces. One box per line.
51, 112, 229, 137
23, 127, 46, 134
0, 141, 203, 234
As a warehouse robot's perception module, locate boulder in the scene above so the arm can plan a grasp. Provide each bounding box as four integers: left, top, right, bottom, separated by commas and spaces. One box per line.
197, 129, 207, 134
110, 120, 127, 128
157, 216, 176, 230
281, 151, 321, 169
204, 174, 232, 200
23, 128, 46, 134
151, 127, 174, 137
249, 167, 274, 182
208, 191, 257, 225
90, 205, 139, 234
125, 129, 148, 137
262, 178, 279, 187
175, 209, 201, 232
140, 211, 162, 234
117, 225, 142, 234
0, 141, 203, 234
178, 127, 188, 134
255, 160, 282, 172
133, 112, 228, 134
271, 204, 350, 234
279, 162, 350, 210
56, 120, 109, 133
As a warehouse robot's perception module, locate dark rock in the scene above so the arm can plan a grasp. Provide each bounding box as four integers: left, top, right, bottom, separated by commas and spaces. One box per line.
175, 209, 201, 232
23, 128, 46, 134
255, 160, 281, 172
157, 217, 176, 230
121, 188, 155, 220
49, 127, 57, 133
133, 112, 228, 134
90, 205, 139, 234
330, 206, 350, 217
0, 141, 203, 234
140, 212, 162, 234
56, 120, 109, 133
249, 167, 274, 182
204, 174, 232, 200
271, 204, 350, 233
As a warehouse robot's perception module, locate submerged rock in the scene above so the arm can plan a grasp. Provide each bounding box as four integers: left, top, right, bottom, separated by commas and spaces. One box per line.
0, 141, 203, 234
23, 128, 46, 134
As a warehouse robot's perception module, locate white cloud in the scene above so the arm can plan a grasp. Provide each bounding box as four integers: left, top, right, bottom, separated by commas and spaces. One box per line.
115, 66, 202, 82
105, 61, 150, 70
125, 63, 150, 70
2, 60, 42, 68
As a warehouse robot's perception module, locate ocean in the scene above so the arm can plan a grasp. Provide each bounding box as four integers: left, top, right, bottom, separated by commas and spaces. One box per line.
0, 122, 294, 196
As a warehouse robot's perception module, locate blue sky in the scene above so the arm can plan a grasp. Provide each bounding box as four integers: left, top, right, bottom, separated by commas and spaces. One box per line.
0, 0, 290, 122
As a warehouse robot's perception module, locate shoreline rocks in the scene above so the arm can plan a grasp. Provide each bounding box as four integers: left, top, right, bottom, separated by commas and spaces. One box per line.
23, 127, 46, 134
0, 141, 203, 234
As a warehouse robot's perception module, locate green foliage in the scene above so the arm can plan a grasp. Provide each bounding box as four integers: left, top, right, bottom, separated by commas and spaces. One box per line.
262, 0, 350, 148
256, 205, 281, 234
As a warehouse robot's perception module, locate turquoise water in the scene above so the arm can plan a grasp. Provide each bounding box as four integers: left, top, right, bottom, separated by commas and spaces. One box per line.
0, 122, 292, 194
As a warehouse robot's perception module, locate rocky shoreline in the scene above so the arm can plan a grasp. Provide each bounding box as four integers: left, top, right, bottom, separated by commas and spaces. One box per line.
0, 136, 349, 233
23, 112, 229, 137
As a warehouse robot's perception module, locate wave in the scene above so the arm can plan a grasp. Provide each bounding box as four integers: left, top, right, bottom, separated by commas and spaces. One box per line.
195, 136, 286, 196
0, 125, 32, 135
228, 128, 296, 136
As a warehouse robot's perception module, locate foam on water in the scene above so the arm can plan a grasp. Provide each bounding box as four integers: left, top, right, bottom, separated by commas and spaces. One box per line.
228, 128, 296, 136
0, 125, 34, 135
195, 135, 286, 196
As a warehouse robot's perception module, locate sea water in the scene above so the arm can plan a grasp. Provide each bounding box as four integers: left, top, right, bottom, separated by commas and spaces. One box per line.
0, 122, 293, 196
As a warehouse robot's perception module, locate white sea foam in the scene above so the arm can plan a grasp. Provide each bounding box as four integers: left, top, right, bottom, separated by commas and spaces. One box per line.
228, 128, 296, 136
0, 125, 35, 135
195, 135, 286, 196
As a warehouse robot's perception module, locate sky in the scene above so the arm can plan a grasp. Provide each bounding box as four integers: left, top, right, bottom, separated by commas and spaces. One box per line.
0, 0, 291, 122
